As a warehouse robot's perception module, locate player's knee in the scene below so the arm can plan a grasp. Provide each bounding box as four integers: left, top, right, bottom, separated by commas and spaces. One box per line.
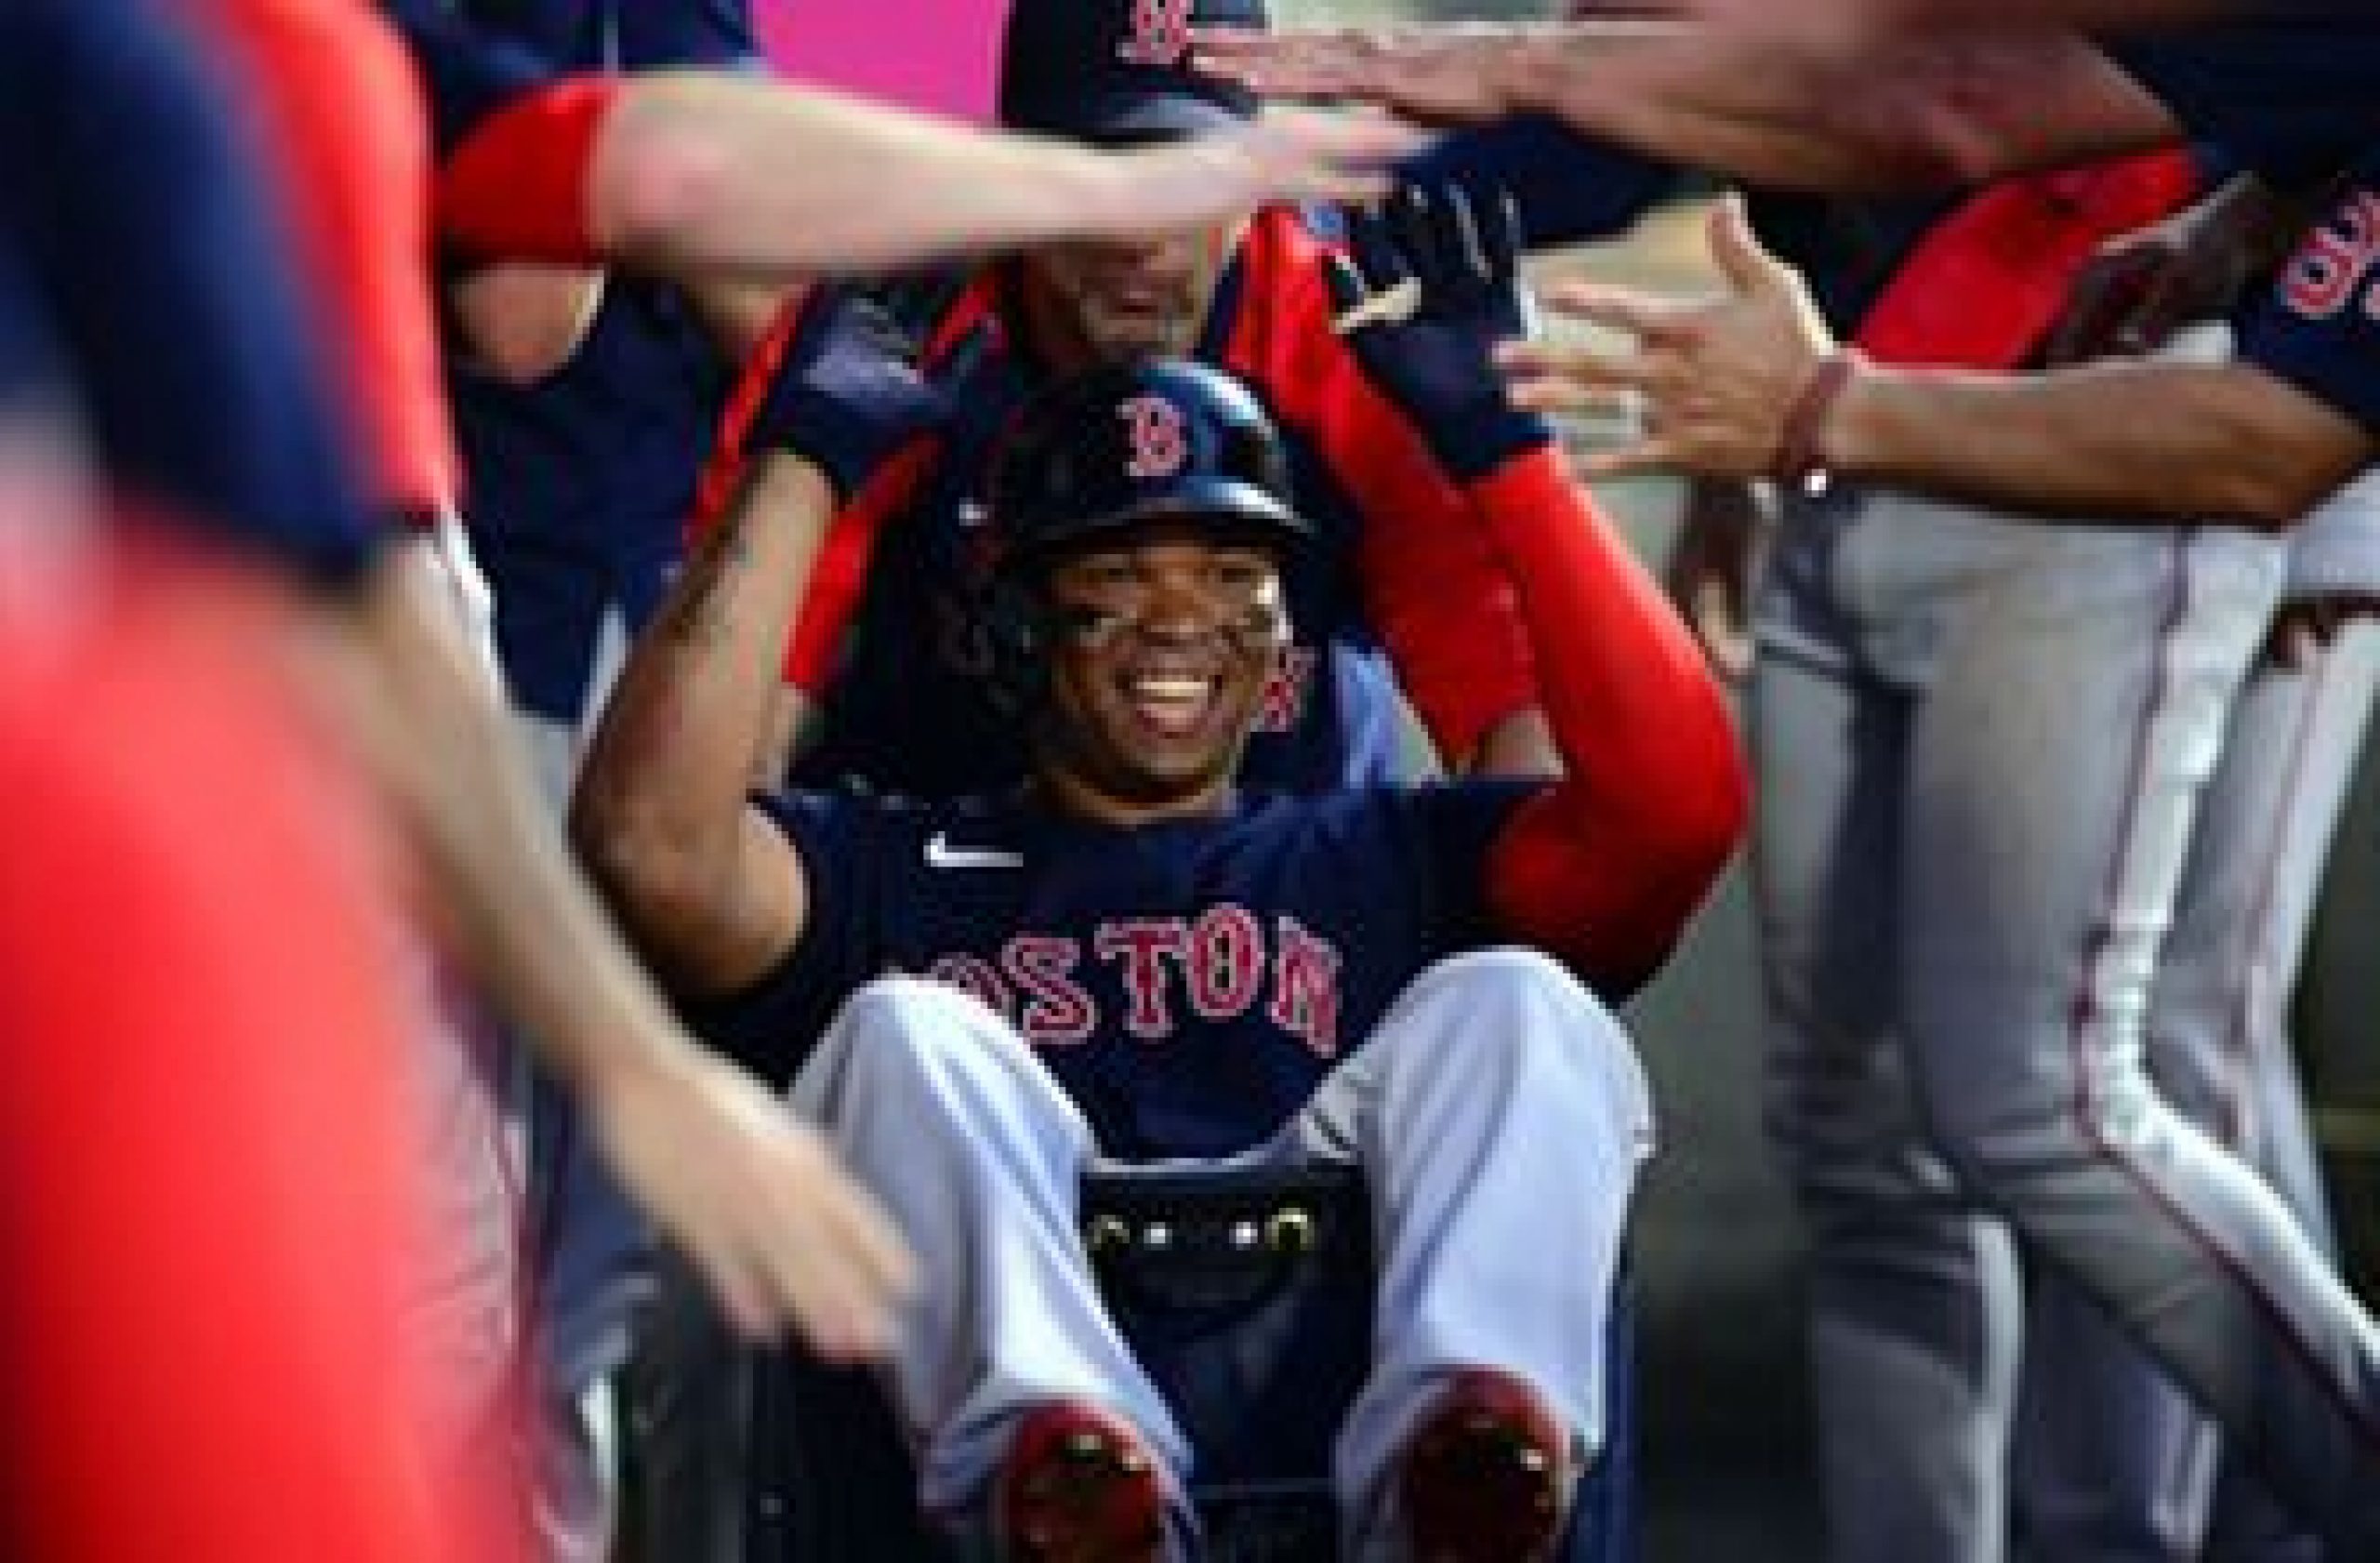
1408, 947, 1640, 1080
1923, 1074, 2152, 1207
1416, 946, 1587, 1008
823, 976, 1008, 1084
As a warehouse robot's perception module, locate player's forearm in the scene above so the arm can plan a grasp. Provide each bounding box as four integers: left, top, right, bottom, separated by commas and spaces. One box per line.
1824, 357, 2372, 527
1474, 458, 1746, 978
572, 454, 832, 978
319, 543, 698, 1098
587, 73, 1146, 276
1500, 23, 2174, 192
1481, 461, 1743, 841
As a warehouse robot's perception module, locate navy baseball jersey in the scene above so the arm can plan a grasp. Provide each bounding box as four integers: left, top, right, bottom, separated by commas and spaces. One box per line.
445, 0, 758, 719
2, 0, 379, 582
2236, 148, 2380, 437
2106, 14, 2380, 188
378, 0, 564, 156
694, 782, 1536, 1159
456, 0, 756, 70
787, 208, 1540, 798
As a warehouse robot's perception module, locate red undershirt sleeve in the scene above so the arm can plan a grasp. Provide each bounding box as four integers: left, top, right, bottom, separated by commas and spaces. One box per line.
433, 75, 624, 264
1474, 453, 1750, 989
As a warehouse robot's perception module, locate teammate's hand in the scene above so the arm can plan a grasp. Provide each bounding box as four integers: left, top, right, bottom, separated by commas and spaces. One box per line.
2262, 591, 2380, 670
1103, 107, 1425, 230
1195, 24, 1528, 128
745, 286, 948, 506
582, 1046, 915, 1359
1498, 194, 1839, 483
1664, 477, 1765, 681
1328, 180, 1552, 480
2037, 180, 2255, 366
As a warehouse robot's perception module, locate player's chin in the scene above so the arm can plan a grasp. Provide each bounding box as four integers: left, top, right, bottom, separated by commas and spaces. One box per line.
1087, 724, 1248, 806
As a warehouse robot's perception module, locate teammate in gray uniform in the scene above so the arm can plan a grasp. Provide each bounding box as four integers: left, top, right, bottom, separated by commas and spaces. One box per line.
1486, 173, 2380, 1554
1641, 176, 2377, 1562
574, 332, 1747, 1559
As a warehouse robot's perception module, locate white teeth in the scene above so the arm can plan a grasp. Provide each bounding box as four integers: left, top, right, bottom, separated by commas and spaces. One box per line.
1132, 675, 1209, 700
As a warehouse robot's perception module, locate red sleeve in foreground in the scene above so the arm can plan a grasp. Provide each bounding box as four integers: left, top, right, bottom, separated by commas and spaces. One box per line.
435, 75, 624, 265
0, 547, 519, 1563
1475, 454, 1751, 990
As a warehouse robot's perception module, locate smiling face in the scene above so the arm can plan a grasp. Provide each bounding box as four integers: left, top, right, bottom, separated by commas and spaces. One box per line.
1013, 219, 1244, 368
1024, 519, 1291, 826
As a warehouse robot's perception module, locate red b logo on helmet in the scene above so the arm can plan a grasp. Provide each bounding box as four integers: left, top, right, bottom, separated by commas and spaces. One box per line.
1119, 393, 1188, 480
1116, 0, 1194, 65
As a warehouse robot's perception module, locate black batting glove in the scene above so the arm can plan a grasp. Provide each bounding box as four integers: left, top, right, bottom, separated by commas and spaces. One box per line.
1328, 181, 1553, 481
744, 285, 950, 506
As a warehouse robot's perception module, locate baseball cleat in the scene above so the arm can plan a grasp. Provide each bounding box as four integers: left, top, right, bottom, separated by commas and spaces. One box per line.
994, 1401, 1167, 1563
1397, 1368, 1576, 1563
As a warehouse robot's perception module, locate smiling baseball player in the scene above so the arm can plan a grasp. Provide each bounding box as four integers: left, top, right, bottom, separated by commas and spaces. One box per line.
575, 314, 1746, 1559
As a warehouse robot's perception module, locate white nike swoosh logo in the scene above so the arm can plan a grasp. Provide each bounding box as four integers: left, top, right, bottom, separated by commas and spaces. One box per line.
923, 831, 1025, 870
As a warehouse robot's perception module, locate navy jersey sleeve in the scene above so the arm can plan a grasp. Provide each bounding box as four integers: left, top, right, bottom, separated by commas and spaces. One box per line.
1408, 778, 1542, 947
458, 0, 758, 71
676, 789, 889, 1083
378, 0, 567, 155
2234, 153, 2380, 437
2105, 15, 2380, 188
617, 0, 759, 71
1403, 118, 1677, 250
0, 0, 381, 583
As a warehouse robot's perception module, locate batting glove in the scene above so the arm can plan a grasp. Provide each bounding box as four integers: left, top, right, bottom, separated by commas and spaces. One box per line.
1328, 181, 1553, 482
744, 285, 950, 505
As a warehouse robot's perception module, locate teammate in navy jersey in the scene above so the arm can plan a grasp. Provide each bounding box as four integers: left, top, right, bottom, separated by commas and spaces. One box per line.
576, 323, 1744, 1558
697, 0, 1593, 803
445, 0, 776, 789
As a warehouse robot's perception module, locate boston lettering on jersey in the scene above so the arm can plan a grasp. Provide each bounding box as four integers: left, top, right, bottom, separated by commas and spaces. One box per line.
923, 907, 1344, 1057
2280, 186, 2380, 323
2237, 156, 2380, 437
694, 783, 1532, 1159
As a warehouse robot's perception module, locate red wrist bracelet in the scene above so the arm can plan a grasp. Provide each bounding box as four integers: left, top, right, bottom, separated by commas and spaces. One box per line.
1771, 349, 1859, 496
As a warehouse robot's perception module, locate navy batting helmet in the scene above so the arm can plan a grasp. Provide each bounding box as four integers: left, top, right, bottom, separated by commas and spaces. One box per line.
980, 360, 1308, 709
987, 358, 1311, 570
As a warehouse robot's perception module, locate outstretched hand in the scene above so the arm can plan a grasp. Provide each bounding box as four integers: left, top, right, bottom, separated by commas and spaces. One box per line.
583, 1046, 915, 1359
1496, 195, 1840, 482
1110, 108, 1429, 231
1195, 24, 1528, 127
2264, 592, 2380, 671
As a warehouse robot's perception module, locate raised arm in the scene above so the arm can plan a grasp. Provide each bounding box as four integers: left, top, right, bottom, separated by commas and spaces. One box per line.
1310, 183, 1746, 987
574, 291, 945, 993
397, 0, 1421, 280
1197, 19, 2178, 192
1473, 441, 1750, 990
1502, 196, 2375, 526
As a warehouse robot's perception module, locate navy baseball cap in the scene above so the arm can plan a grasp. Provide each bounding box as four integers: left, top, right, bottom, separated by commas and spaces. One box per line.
998, 0, 1268, 144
